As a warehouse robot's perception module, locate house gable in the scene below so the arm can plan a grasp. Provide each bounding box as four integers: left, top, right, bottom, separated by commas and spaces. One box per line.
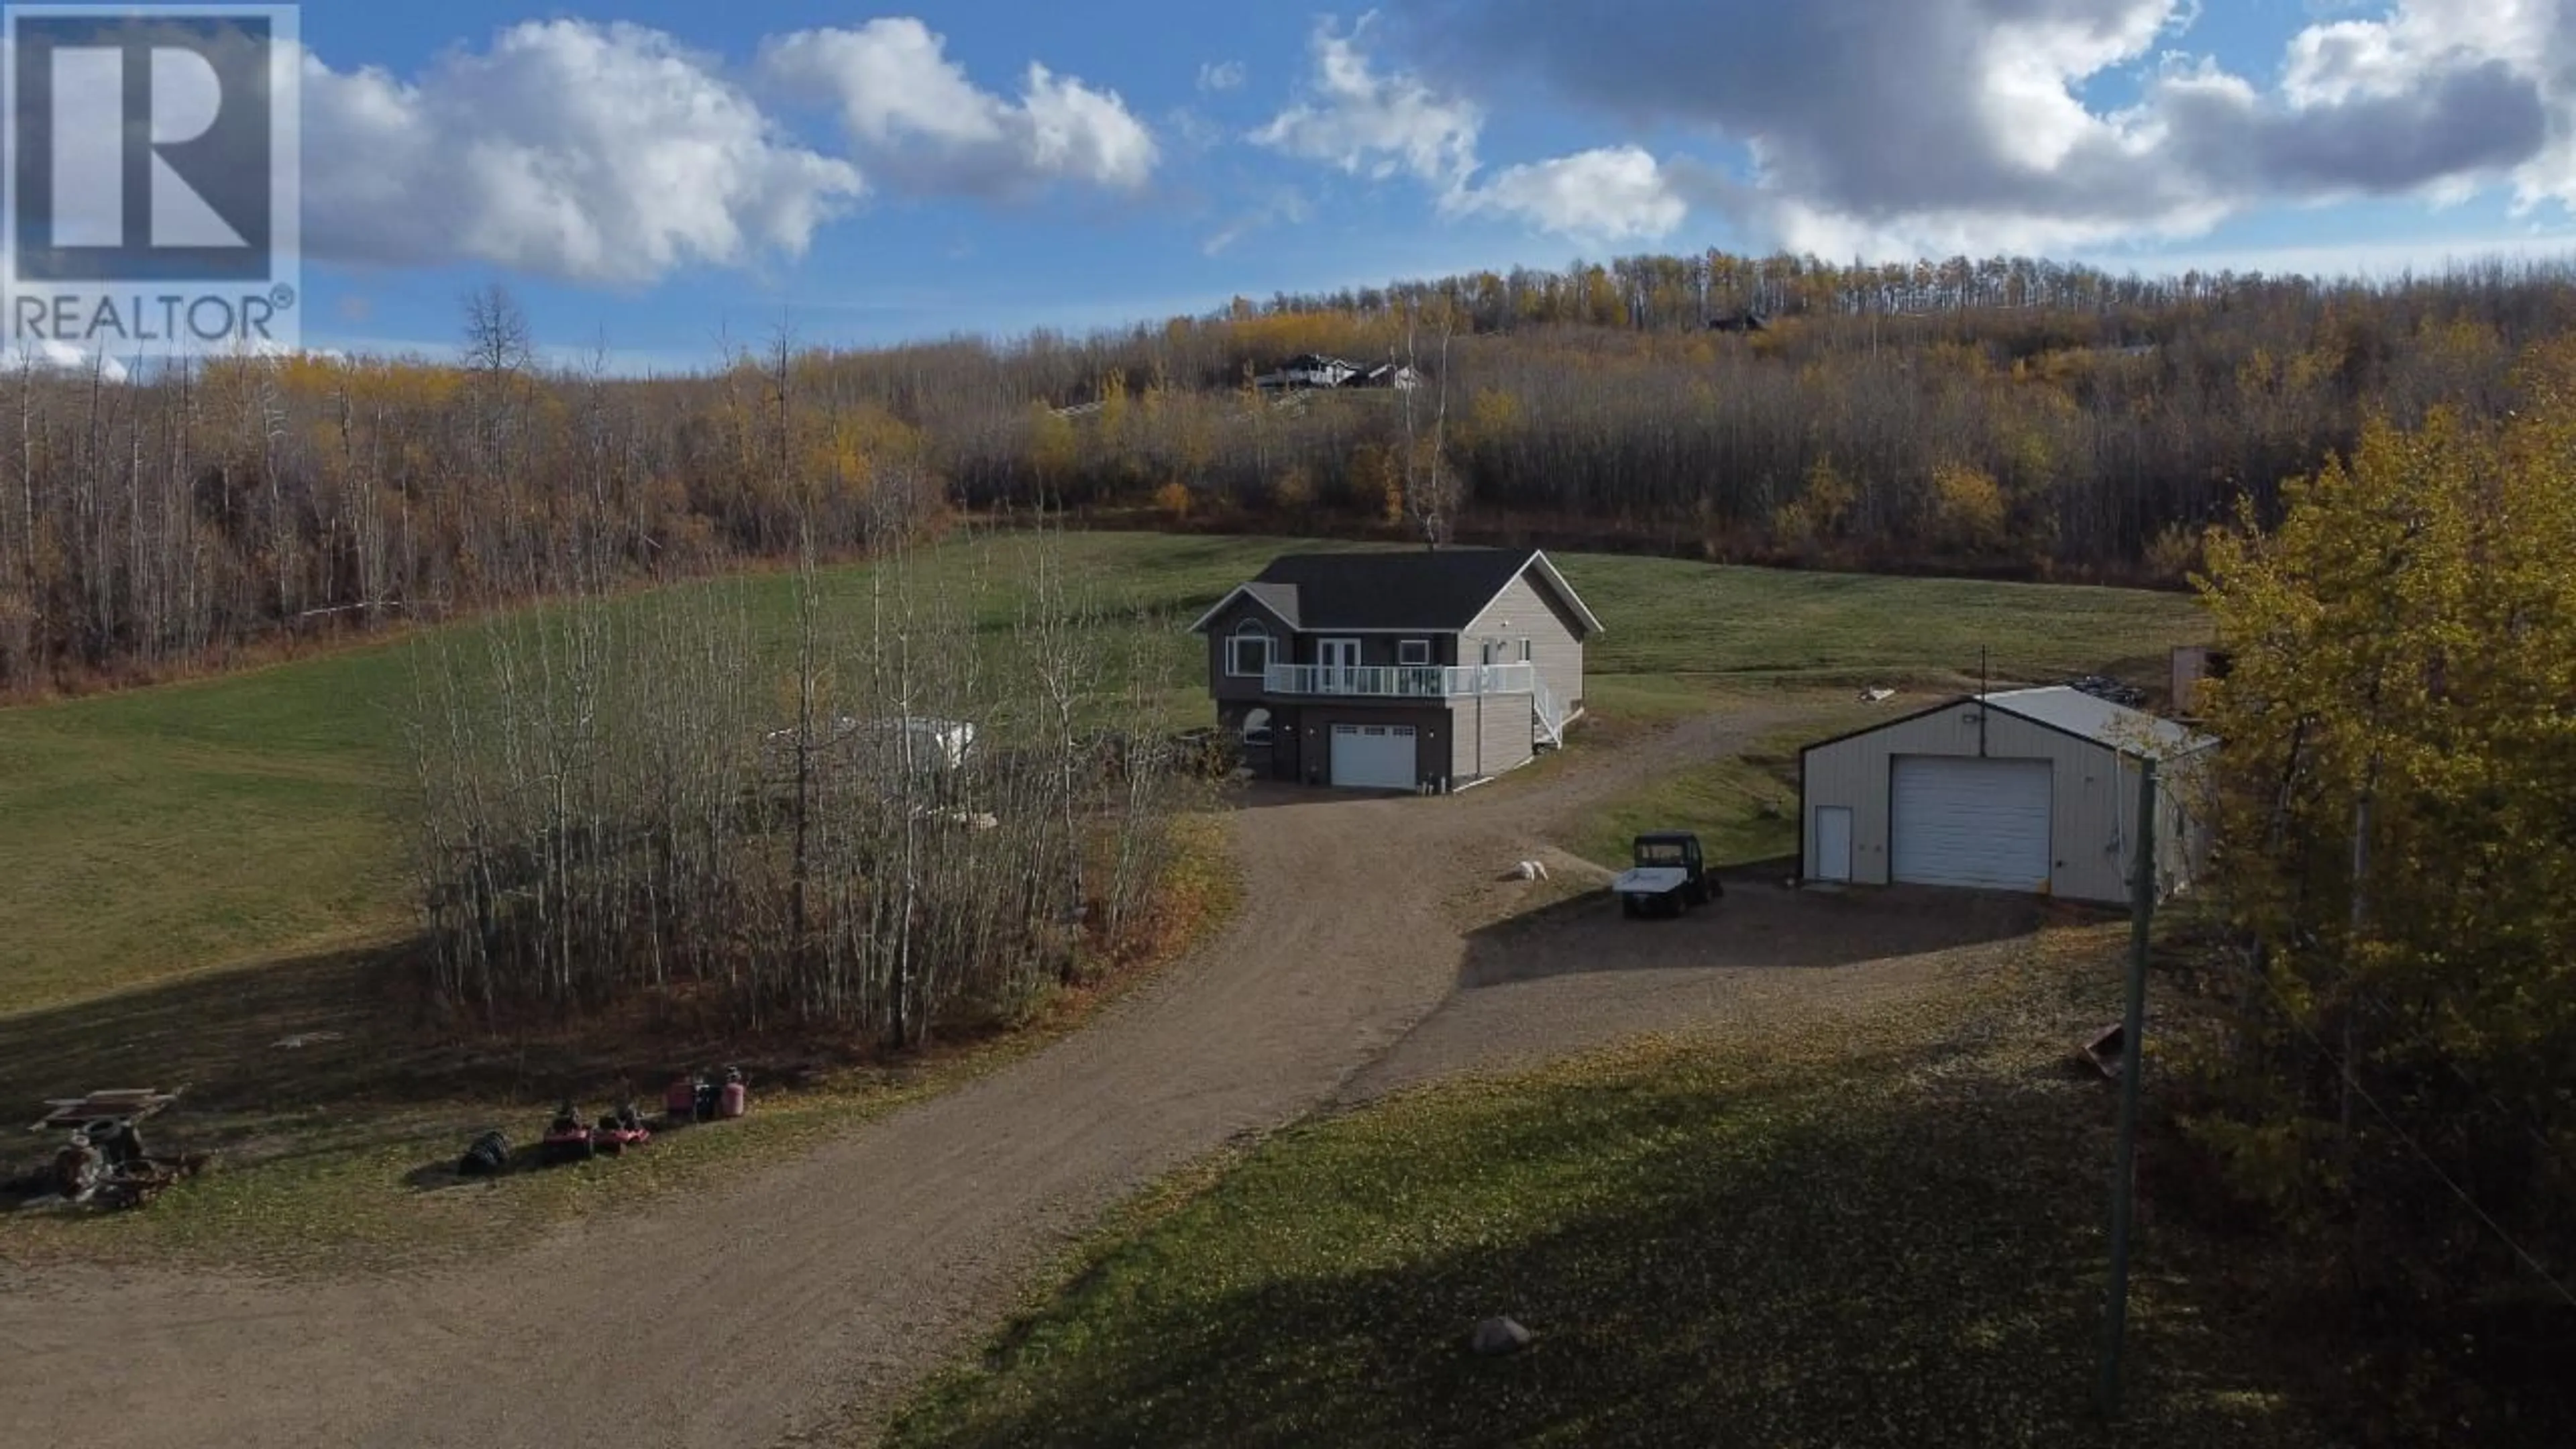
1462, 553, 1603, 642
1185, 582, 1299, 635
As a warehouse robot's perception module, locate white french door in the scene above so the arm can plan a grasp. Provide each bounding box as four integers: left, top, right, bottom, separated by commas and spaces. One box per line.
1318, 638, 1361, 692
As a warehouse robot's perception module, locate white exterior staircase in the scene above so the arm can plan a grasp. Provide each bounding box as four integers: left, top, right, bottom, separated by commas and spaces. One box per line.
1532, 678, 1568, 750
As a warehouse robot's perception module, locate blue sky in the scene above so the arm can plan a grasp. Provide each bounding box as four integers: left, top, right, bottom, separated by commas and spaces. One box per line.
265, 1, 2576, 370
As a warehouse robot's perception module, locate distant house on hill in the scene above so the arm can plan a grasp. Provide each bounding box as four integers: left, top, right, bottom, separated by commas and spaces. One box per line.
1249, 356, 1426, 393
1345, 362, 1421, 390
1252, 354, 1360, 390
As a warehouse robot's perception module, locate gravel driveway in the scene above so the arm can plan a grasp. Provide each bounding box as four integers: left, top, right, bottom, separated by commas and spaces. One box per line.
0, 708, 2041, 1448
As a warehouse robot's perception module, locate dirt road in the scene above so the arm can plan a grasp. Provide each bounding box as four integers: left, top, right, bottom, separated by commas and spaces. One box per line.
0, 710, 2017, 1448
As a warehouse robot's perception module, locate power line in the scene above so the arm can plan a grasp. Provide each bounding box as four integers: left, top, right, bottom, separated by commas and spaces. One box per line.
2336, 963, 2576, 1184
2255, 969, 2576, 1311
2247, 917, 2576, 1191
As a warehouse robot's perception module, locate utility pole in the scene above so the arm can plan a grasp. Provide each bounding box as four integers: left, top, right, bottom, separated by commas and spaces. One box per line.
1978, 646, 1990, 757
2097, 755, 2160, 1419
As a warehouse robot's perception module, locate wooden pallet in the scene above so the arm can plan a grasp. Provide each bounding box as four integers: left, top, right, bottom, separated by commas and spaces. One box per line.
32, 1087, 183, 1132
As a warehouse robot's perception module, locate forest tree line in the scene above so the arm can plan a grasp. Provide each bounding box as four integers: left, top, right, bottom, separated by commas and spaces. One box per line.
5, 253, 2573, 693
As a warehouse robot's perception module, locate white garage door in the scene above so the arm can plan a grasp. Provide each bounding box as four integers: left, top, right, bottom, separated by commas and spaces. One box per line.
1890, 755, 2053, 892
1330, 723, 1417, 790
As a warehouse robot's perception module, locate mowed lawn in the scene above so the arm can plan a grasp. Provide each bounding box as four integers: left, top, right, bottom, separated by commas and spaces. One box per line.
0, 533, 2208, 1018
890, 930, 2320, 1449
0, 646, 420, 1017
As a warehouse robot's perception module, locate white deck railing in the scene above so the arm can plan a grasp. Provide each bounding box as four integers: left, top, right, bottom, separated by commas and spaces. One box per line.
1264, 662, 1536, 699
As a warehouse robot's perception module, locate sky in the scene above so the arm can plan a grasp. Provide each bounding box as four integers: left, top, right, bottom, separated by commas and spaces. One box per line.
156, 1, 2576, 368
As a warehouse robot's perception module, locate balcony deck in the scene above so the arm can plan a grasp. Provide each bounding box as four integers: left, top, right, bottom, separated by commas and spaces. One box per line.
1263, 662, 1536, 700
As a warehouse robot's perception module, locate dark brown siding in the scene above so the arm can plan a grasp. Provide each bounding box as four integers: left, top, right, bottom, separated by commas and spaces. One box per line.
1284, 632, 1457, 666
1203, 596, 1291, 706
1217, 700, 1299, 780
1286, 703, 1453, 790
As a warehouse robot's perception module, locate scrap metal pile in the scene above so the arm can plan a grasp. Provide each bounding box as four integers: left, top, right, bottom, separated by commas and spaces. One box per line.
9, 1088, 206, 1212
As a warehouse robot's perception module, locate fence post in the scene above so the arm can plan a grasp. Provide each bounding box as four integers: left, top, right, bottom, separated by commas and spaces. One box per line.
2097, 756, 2159, 1419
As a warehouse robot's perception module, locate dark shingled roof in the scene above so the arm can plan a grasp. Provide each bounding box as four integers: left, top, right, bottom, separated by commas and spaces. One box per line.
1237, 581, 1301, 629
1246, 548, 1537, 631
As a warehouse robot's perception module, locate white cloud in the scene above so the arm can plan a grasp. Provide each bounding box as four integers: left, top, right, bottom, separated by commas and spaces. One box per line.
1449, 146, 1686, 242
761, 20, 1158, 196
1250, 13, 1481, 186
2078, 227, 2576, 282
1250, 16, 1682, 241
1198, 60, 1245, 93
1166, 106, 1227, 154
2, 341, 130, 383
1387, 0, 2571, 259
1203, 187, 1313, 255
303, 21, 860, 286
2273, 0, 2576, 216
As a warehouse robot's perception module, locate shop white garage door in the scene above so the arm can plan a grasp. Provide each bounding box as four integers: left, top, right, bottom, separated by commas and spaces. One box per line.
1890, 755, 2053, 891
1330, 724, 1417, 790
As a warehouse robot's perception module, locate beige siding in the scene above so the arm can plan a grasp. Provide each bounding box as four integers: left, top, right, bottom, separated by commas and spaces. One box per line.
1801, 700, 2188, 904
2153, 748, 2217, 896
1464, 567, 1586, 717
1450, 695, 1536, 782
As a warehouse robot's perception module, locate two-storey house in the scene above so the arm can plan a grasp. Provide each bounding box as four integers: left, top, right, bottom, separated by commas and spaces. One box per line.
1187, 548, 1603, 791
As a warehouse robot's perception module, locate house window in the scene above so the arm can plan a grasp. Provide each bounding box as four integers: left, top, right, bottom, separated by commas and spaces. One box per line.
1227, 624, 1273, 678
1398, 639, 1432, 666
1520, 639, 1534, 663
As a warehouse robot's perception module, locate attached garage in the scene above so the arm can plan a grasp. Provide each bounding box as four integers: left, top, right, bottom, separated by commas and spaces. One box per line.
1330, 722, 1419, 790
1799, 687, 2216, 905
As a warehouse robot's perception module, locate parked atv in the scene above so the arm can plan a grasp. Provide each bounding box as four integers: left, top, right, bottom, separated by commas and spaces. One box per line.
539, 1101, 595, 1165
1612, 831, 1722, 918
592, 1102, 652, 1157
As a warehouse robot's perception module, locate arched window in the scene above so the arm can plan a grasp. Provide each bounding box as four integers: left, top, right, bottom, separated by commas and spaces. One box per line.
1227, 621, 1273, 678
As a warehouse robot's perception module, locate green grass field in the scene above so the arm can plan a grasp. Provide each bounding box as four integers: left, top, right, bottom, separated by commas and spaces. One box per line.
889, 930, 2318, 1449
0, 531, 2206, 1020
1566, 715, 1876, 871
0, 531, 2206, 1268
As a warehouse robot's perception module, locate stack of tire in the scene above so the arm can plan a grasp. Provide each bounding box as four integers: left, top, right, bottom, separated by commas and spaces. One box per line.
456, 1130, 510, 1177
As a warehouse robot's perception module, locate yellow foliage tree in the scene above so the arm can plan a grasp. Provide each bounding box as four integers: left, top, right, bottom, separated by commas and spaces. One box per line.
1028, 403, 1078, 484
2190, 354, 2576, 1291
1929, 462, 2005, 553
1349, 443, 1401, 523
1273, 464, 1313, 512
1772, 455, 1855, 548
1152, 480, 1192, 519
1462, 388, 1520, 452
2143, 521, 2201, 581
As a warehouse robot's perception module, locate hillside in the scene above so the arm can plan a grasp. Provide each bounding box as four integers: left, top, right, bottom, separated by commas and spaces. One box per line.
4, 247, 2522, 692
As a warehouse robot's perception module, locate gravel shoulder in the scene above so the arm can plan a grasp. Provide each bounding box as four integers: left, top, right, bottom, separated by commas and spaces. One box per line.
0, 709, 2023, 1448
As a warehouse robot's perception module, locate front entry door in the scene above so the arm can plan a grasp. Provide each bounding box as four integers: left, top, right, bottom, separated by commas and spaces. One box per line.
1318, 638, 1360, 692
